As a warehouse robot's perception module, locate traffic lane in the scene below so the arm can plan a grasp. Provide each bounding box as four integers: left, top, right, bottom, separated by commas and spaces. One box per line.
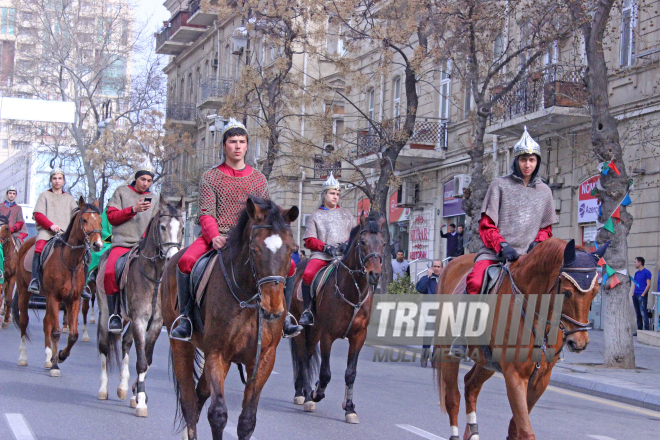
1, 314, 659, 440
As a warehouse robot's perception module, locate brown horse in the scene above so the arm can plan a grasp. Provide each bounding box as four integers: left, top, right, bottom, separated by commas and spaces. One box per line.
289, 213, 386, 424
12, 197, 103, 377
162, 197, 298, 440
0, 218, 22, 329
435, 238, 605, 440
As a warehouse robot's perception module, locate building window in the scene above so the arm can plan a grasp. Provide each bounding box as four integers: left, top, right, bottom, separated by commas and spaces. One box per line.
620, 0, 636, 67
493, 33, 503, 60
1, 8, 16, 35
464, 82, 472, 118
439, 60, 451, 120
1, 139, 7, 149
368, 88, 375, 121
12, 140, 29, 150
393, 77, 401, 118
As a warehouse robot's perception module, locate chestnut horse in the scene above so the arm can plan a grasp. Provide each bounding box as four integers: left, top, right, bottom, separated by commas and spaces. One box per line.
0, 218, 22, 329
289, 213, 385, 424
435, 238, 605, 440
12, 197, 103, 377
162, 197, 298, 440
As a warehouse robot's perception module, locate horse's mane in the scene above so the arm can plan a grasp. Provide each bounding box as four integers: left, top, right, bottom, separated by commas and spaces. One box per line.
139, 202, 181, 251
226, 197, 290, 253
55, 203, 101, 247
0, 215, 8, 226
348, 213, 383, 244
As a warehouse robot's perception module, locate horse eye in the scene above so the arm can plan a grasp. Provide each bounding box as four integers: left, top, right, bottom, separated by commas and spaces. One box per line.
160, 225, 166, 231
562, 290, 572, 298
83, 219, 88, 223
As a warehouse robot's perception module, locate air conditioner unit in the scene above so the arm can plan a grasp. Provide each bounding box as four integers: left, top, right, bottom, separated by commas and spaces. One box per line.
453, 174, 472, 198
212, 59, 219, 67
554, 198, 561, 212
301, 214, 311, 227
401, 181, 416, 206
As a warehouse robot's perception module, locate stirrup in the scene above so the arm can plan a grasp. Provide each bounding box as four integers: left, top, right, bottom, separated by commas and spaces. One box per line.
81, 285, 92, 299
282, 313, 302, 339
299, 309, 314, 326
28, 280, 40, 294
169, 315, 193, 341
108, 314, 123, 334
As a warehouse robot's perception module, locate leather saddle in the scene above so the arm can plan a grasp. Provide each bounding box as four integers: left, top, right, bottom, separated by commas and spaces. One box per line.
311, 260, 339, 301
191, 250, 217, 306
480, 263, 504, 295
115, 251, 131, 287
23, 237, 57, 272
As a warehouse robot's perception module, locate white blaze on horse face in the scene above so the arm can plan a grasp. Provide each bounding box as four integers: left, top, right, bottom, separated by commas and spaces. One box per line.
166, 218, 181, 259
264, 234, 283, 254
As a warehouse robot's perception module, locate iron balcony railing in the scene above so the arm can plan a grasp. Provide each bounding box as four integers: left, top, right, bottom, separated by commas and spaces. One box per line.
200, 78, 234, 102
155, 26, 170, 50
170, 10, 205, 35
313, 154, 341, 179
356, 117, 448, 156
489, 64, 587, 125
166, 102, 197, 122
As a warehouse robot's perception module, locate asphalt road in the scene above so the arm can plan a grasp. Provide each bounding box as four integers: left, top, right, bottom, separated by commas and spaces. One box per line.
0, 309, 658, 440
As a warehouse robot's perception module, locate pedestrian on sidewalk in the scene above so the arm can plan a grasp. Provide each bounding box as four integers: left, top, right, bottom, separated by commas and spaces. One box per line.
633, 257, 652, 331
416, 259, 443, 367
440, 223, 462, 257
392, 250, 410, 280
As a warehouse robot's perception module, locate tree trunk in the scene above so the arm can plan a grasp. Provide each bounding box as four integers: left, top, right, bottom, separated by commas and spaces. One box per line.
580, 3, 635, 368
375, 165, 393, 293
462, 110, 490, 253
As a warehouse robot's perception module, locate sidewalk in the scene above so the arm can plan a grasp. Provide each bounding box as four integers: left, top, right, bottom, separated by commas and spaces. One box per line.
550, 329, 660, 411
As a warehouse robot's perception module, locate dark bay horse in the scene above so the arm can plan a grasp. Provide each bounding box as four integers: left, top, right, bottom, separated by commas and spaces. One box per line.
0, 218, 22, 329
435, 238, 605, 440
289, 213, 386, 424
162, 197, 298, 440
13, 197, 103, 376
97, 197, 184, 418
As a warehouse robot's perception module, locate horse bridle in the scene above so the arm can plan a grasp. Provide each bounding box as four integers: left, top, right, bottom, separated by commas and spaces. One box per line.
56, 208, 102, 268
138, 213, 184, 265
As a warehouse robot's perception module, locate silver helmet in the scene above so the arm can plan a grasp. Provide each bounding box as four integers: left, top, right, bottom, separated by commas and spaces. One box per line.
321, 172, 341, 191
513, 126, 541, 158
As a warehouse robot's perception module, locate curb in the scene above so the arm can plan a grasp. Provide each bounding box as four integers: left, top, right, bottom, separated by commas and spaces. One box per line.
550, 367, 660, 412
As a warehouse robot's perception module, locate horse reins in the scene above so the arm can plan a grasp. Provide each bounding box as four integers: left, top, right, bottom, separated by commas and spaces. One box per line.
216, 223, 288, 384
333, 228, 383, 339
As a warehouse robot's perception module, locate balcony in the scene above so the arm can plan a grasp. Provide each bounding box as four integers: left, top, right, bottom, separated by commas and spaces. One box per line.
155, 10, 206, 55
355, 117, 448, 168
487, 64, 590, 137
313, 155, 341, 179
188, 0, 219, 26
199, 78, 234, 108
166, 102, 197, 124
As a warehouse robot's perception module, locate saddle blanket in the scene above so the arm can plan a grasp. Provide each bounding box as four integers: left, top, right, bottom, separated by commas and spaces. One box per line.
23, 239, 56, 272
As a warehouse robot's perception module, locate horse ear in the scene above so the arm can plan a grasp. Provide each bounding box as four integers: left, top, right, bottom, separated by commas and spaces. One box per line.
376, 213, 386, 230
246, 197, 262, 221
359, 211, 367, 227
92, 199, 100, 208
177, 195, 185, 210
591, 240, 611, 259
284, 206, 299, 224
78, 196, 85, 209
563, 239, 576, 266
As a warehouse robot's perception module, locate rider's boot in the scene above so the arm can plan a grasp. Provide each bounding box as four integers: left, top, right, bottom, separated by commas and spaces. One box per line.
81, 259, 91, 299
282, 276, 303, 338
170, 267, 193, 341
27, 254, 41, 294
107, 293, 123, 334
299, 283, 314, 326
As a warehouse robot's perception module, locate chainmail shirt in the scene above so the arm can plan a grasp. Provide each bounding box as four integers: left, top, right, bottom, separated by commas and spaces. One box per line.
303, 207, 355, 261
476, 174, 557, 262
0, 202, 27, 236
198, 166, 269, 235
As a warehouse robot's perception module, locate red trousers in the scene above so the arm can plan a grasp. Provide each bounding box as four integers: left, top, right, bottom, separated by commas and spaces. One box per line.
465, 259, 499, 295
35, 239, 47, 254
178, 236, 295, 276
104, 247, 130, 296
302, 258, 329, 285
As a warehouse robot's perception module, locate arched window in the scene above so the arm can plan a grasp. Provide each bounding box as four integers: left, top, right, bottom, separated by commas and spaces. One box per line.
368, 88, 375, 121
393, 77, 401, 118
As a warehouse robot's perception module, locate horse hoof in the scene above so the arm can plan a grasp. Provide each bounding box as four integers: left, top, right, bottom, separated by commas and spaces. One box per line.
62, 326, 69, 333
90, 317, 96, 324
293, 396, 305, 405
345, 413, 360, 424
118, 388, 128, 400
135, 407, 148, 418
98, 390, 108, 400
1, 321, 8, 329
82, 335, 90, 342
49, 368, 61, 377
130, 397, 137, 408
44, 361, 52, 369
17, 359, 27, 367
303, 401, 316, 412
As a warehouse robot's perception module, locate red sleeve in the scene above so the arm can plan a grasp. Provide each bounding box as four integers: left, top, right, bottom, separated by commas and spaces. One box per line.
10, 221, 24, 233
304, 237, 325, 252
534, 225, 553, 242
479, 213, 505, 254
106, 206, 136, 226
19, 232, 28, 240
200, 215, 221, 243
34, 212, 53, 230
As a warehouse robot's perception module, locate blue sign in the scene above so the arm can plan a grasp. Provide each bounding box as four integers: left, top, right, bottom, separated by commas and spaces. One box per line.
443, 179, 465, 217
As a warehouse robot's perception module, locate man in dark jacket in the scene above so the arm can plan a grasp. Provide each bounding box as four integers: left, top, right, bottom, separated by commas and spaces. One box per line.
440, 223, 461, 257
416, 259, 443, 366
457, 225, 465, 255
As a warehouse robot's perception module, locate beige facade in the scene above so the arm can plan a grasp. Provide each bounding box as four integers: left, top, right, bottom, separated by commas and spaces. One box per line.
160, 1, 660, 282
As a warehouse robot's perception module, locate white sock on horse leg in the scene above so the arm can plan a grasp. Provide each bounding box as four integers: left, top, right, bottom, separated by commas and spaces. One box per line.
467, 411, 477, 424
451, 426, 459, 437
98, 354, 108, 399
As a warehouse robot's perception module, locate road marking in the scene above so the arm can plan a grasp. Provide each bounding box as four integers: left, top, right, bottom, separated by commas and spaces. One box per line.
271, 371, 279, 375
396, 424, 447, 440
587, 436, 618, 440
5, 414, 35, 440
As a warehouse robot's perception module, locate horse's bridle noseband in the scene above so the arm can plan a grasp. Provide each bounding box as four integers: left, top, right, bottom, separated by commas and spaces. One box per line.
554, 265, 595, 337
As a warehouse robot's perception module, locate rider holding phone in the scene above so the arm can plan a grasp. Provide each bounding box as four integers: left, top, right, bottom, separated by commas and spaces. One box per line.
102, 167, 159, 333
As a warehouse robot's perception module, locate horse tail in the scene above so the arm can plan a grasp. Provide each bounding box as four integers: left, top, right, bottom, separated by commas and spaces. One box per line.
169, 346, 186, 433
289, 338, 320, 389
237, 364, 246, 385
97, 324, 121, 371
434, 354, 447, 414
10, 288, 25, 337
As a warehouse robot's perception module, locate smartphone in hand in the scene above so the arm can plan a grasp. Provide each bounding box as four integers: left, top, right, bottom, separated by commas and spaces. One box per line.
144, 197, 152, 203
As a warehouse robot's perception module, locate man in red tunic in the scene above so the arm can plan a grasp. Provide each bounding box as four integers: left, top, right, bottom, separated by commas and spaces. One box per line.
0, 186, 28, 241
169, 119, 301, 341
